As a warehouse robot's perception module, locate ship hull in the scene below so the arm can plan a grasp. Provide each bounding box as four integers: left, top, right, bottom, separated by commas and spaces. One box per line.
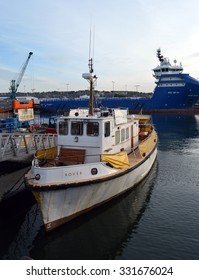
39, 73, 199, 114
130, 108, 199, 115
25, 146, 157, 232
39, 98, 199, 114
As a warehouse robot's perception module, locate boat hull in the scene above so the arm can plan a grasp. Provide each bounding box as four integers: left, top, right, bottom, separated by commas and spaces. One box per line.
28, 146, 157, 232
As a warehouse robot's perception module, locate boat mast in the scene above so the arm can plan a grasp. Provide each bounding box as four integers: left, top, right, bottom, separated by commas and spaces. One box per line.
82, 26, 97, 115
88, 58, 94, 115
82, 56, 97, 116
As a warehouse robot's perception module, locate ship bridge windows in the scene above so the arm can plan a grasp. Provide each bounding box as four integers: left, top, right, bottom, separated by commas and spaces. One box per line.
158, 82, 185, 87
87, 122, 99, 136
161, 77, 183, 81
71, 121, 83, 135
59, 120, 68, 135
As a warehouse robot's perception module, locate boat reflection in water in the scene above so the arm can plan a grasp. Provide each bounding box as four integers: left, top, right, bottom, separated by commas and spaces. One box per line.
0, 160, 157, 260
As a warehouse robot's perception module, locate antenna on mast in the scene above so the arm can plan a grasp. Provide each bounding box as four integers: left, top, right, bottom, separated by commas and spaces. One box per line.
88, 24, 92, 63
88, 24, 95, 73
92, 25, 95, 64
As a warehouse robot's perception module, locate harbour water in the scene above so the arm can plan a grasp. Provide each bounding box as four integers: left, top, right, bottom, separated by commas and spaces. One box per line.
0, 114, 199, 260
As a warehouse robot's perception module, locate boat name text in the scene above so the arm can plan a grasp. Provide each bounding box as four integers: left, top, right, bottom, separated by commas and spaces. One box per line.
65, 171, 82, 177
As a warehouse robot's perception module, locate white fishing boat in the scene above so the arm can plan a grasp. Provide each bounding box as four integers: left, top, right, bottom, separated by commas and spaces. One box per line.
25, 58, 158, 232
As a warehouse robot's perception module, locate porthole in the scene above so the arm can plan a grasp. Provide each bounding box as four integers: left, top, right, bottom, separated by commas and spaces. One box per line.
91, 168, 98, 175
35, 174, 41, 180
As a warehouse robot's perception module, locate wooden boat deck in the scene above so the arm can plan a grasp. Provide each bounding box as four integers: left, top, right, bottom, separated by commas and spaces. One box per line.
128, 148, 142, 167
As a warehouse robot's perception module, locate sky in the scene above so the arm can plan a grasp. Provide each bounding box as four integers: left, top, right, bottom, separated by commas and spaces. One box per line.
1, 0, 199, 94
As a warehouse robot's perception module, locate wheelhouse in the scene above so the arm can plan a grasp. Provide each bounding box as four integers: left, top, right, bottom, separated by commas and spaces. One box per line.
57, 109, 139, 163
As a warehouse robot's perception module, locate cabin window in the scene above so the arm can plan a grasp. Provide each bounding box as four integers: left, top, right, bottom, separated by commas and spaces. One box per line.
126, 127, 129, 139
71, 121, 83, 135
49, 117, 56, 128
87, 122, 99, 136
121, 128, 125, 141
59, 120, 68, 135
104, 122, 110, 137
115, 130, 120, 144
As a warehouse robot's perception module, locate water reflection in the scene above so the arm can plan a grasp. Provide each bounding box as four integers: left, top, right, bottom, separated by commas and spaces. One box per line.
152, 114, 199, 153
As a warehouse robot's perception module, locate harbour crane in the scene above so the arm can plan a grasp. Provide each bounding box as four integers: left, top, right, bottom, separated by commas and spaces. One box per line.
9, 52, 33, 100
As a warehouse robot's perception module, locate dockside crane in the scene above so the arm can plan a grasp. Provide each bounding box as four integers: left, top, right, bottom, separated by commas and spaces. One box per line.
10, 52, 33, 100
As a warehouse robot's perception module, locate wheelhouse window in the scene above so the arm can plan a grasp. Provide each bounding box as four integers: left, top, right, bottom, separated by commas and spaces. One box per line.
59, 120, 68, 135
87, 122, 99, 136
115, 130, 120, 144
104, 122, 110, 137
71, 121, 83, 135
126, 127, 129, 139
121, 128, 125, 141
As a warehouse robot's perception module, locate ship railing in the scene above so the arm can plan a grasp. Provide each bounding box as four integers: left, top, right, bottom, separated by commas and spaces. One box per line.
0, 133, 57, 162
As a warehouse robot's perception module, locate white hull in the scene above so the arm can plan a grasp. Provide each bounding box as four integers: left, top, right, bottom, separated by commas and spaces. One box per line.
30, 147, 157, 231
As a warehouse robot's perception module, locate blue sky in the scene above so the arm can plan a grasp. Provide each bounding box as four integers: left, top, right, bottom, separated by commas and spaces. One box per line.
1, 0, 199, 94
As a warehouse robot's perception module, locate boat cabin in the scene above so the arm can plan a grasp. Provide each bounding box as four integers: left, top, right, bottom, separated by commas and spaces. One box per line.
57, 108, 139, 164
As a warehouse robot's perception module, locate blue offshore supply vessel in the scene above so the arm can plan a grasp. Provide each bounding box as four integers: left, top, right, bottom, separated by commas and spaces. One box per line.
40, 49, 199, 114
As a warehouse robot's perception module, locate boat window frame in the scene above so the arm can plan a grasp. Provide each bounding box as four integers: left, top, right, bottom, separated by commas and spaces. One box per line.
71, 121, 84, 136
115, 130, 120, 144
58, 119, 69, 135
121, 128, 125, 142
87, 121, 99, 137
126, 127, 129, 139
104, 121, 110, 137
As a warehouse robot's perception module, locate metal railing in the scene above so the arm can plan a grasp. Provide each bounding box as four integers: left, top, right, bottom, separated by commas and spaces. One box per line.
0, 133, 57, 161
